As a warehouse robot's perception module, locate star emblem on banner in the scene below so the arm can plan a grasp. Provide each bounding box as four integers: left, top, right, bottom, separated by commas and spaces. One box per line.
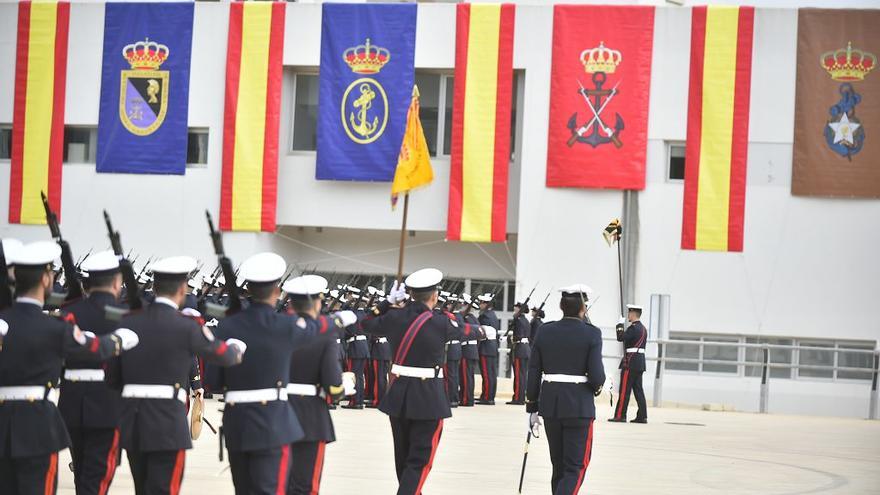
827, 112, 861, 146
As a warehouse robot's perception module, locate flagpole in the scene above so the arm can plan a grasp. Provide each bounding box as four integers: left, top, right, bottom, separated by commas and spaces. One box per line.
396, 193, 410, 282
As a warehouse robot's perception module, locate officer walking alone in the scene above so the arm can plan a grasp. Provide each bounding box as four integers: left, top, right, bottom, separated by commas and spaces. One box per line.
526, 285, 605, 495
609, 304, 648, 424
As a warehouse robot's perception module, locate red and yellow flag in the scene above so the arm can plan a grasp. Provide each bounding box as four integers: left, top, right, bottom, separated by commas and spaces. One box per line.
220, 1, 285, 232
682, 5, 754, 252
447, 3, 515, 243
10, 0, 69, 224
391, 86, 434, 209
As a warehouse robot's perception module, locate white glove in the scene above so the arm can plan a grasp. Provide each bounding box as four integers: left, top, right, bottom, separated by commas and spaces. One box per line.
226, 338, 248, 355
617, 317, 626, 325
388, 281, 408, 304
0, 319, 8, 337
342, 371, 356, 396
83, 331, 97, 339
113, 328, 140, 351
529, 412, 542, 437
181, 307, 202, 318
335, 310, 358, 327
481, 325, 497, 340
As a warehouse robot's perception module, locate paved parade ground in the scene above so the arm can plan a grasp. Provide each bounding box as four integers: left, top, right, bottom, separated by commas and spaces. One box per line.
55, 393, 880, 494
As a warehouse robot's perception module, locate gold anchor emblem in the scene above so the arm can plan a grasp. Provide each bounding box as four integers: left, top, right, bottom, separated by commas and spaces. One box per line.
349, 83, 379, 139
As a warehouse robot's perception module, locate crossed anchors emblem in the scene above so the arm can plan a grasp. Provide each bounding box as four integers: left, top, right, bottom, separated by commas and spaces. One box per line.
567, 41, 625, 149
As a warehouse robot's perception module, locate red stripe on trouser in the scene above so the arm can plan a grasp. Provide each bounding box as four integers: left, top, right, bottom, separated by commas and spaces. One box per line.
414, 420, 444, 495
311, 441, 326, 495
513, 359, 521, 401
460, 360, 469, 405
373, 361, 380, 406
480, 357, 488, 400
276, 444, 290, 495
44, 452, 58, 495
97, 429, 120, 495
572, 420, 595, 495
169, 450, 185, 495
616, 370, 629, 419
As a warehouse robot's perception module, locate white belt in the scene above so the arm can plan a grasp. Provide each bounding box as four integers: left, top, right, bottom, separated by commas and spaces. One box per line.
447, 340, 461, 345
391, 364, 444, 379
286, 383, 319, 397
335, 339, 341, 344
0, 385, 58, 403
64, 369, 106, 382
122, 384, 187, 403
542, 374, 588, 384
461, 340, 478, 346
518, 338, 529, 344
377, 337, 388, 344
346, 335, 368, 343
225, 388, 288, 404
626, 348, 646, 354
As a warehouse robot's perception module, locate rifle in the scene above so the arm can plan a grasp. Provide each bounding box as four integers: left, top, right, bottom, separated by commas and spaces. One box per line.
535, 292, 551, 317
205, 210, 241, 316
103, 210, 142, 310
42, 192, 83, 302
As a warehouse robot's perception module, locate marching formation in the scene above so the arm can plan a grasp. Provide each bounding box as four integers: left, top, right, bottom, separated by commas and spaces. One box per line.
0, 205, 647, 495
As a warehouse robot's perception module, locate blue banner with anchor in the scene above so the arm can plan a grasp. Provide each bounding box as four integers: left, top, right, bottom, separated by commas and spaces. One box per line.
316, 3, 417, 181
97, 2, 193, 175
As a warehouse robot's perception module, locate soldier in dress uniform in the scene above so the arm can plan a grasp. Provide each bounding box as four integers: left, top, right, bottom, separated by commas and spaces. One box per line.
116, 256, 245, 495
210, 253, 307, 494
343, 293, 370, 409
282, 274, 356, 495
506, 302, 531, 406
609, 304, 648, 424
526, 285, 605, 495
477, 294, 500, 405
455, 297, 481, 407
360, 268, 459, 495
529, 305, 545, 345
366, 289, 392, 409
443, 295, 465, 407
57, 250, 131, 495
0, 241, 138, 495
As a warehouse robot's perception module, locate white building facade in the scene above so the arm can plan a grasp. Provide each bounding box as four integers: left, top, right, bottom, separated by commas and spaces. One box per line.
0, 0, 878, 418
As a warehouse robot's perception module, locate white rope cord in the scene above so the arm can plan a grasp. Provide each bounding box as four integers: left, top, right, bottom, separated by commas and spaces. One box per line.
474, 243, 515, 279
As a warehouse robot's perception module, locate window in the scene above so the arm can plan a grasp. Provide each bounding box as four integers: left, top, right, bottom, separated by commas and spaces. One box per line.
443, 76, 454, 155
415, 73, 440, 156
745, 338, 794, 379
702, 336, 738, 374
63, 126, 97, 163
0, 125, 11, 160
798, 341, 835, 379
666, 334, 699, 371
836, 343, 874, 380
291, 73, 319, 151
667, 141, 685, 181
186, 128, 209, 165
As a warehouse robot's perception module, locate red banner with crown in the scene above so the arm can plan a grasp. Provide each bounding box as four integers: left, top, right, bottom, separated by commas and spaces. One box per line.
546, 6, 655, 190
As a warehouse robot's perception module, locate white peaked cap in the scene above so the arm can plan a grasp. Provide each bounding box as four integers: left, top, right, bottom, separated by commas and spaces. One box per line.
12, 240, 61, 266
151, 256, 197, 276
240, 252, 286, 283
81, 250, 120, 274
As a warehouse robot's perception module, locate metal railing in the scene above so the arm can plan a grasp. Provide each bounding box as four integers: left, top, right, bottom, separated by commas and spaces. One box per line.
602, 338, 880, 419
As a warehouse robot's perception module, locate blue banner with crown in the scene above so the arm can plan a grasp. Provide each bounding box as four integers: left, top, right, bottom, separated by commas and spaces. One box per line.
96, 2, 193, 175
316, 3, 417, 181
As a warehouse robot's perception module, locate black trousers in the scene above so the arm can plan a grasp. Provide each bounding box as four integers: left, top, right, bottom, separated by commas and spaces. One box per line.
289, 441, 326, 495
127, 449, 185, 495
459, 359, 477, 406
229, 445, 290, 495
511, 357, 529, 402
0, 452, 59, 495
69, 427, 121, 495
544, 418, 595, 495
479, 356, 498, 401
389, 417, 443, 495
366, 359, 390, 407
444, 359, 460, 404
347, 358, 367, 406
614, 368, 647, 420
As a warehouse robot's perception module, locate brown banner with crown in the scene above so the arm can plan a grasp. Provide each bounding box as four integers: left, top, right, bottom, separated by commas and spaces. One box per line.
792, 9, 880, 198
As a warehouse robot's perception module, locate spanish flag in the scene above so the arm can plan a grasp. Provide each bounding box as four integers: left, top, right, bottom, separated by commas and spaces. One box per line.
446, 3, 515, 243
391, 86, 433, 209
682, 6, 754, 252
10, 0, 69, 224
219, 1, 285, 232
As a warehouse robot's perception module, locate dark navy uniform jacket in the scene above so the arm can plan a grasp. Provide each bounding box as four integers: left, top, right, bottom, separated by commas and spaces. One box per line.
361, 301, 458, 420
118, 299, 241, 452
445, 311, 463, 362
529, 316, 543, 346
618, 320, 648, 373
511, 314, 531, 359
478, 309, 500, 357
370, 334, 392, 361
212, 302, 305, 451
526, 318, 605, 419
457, 312, 481, 361
346, 309, 370, 359
58, 291, 124, 430
289, 313, 344, 442
0, 300, 123, 458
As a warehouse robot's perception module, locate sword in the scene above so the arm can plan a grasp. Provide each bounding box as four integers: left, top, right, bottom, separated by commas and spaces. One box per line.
573, 79, 621, 136
578, 79, 614, 137
518, 430, 532, 493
